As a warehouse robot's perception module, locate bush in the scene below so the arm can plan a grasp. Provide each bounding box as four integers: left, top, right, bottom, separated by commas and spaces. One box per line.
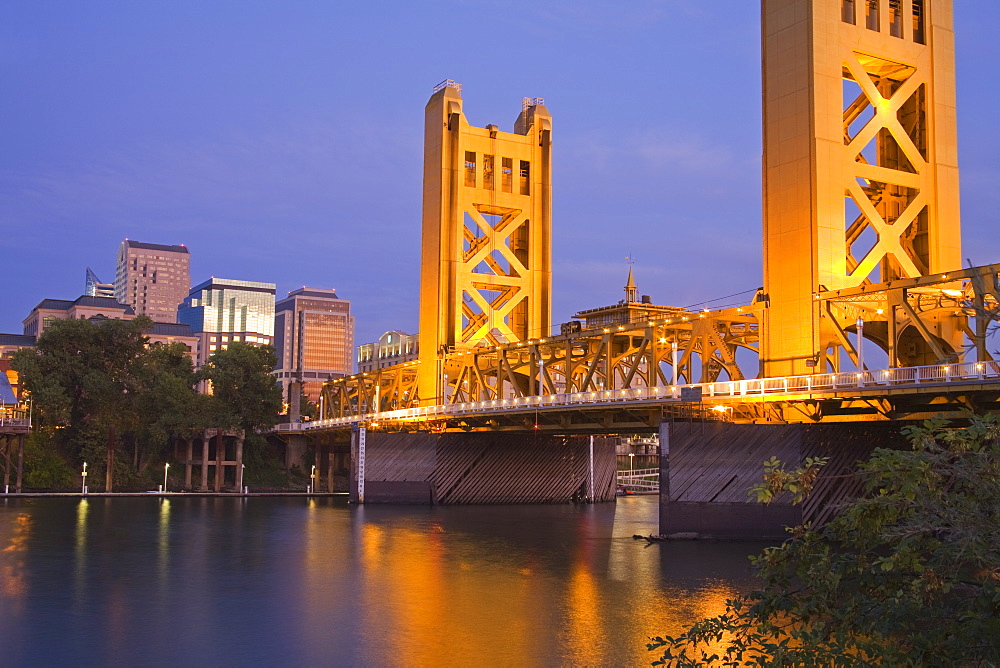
22, 433, 75, 490
649, 414, 1000, 666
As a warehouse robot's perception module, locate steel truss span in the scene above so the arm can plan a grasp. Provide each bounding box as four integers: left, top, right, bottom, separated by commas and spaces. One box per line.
316, 263, 998, 428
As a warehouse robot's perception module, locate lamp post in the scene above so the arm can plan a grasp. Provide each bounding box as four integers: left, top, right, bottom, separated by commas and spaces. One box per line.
856, 316, 865, 382
629, 452, 635, 474
309, 464, 316, 494
163, 462, 169, 493
81, 462, 88, 495
671, 341, 679, 386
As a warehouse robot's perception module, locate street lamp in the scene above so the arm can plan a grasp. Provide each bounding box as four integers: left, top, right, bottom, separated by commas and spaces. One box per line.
82, 462, 88, 495
163, 462, 170, 493
629, 452, 635, 474
856, 316, 865, 382
310, 464, 316, 494
671, 341, 679, 386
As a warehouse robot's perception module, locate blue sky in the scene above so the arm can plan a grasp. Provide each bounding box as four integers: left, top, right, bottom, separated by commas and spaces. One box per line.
2, 1, 998, 347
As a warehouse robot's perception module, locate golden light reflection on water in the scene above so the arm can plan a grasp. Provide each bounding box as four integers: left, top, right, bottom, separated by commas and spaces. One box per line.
356, 521, 555, 667
295, 499, 759, 666
563, 560, 604, 666
158, 498, 171, 579
1, 513, 31, 601
74, 499, 88, 603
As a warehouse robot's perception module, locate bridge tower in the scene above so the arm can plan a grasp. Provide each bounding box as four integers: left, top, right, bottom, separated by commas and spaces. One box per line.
417, 81, 552, 404
762, 0, 962, 376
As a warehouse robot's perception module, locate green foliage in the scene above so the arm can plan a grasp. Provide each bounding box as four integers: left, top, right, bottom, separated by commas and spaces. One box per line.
13, 321, 287, 491
199, 342, 282, 438
751, 456, 829, 505
21, 432, 74, 490
649, 414, 1000, 666
242, 436, 298, 489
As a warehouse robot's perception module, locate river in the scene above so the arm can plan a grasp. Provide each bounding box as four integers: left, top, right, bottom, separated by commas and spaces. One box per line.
0, 496, 768, 667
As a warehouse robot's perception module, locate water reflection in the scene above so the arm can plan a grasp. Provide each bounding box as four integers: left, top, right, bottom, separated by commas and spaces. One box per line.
0, 497, 765, 666
75, 499, 88, 604
158, 498, 170, 593
1, 511, 31, 601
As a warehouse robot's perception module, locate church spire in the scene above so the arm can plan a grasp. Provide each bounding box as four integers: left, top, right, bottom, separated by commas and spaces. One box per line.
624, 266, 637, 303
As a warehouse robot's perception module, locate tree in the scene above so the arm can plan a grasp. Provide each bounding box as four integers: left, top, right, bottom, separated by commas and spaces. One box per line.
13, 317, 152, 489
131, 342, 200, 473
11, 317, 201, 490
198, 342, 282, 437
649, 414, 1000, 666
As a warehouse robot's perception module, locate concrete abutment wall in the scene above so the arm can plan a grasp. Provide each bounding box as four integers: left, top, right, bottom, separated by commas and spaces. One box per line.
349, 431, 617, 504
659, 421, 910, 540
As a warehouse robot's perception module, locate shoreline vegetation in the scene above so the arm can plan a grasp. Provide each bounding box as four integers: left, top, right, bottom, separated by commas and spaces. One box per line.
10, 317, 288, 495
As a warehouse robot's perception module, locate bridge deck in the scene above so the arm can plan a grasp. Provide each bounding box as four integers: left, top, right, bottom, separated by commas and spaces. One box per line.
280, 360, 1000, 433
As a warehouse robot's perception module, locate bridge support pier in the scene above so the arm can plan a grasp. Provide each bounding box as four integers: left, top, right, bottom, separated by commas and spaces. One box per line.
349, 431, 617, 504
1, 434, 25, 493
659, 420, 909, 540
284, 434, 309, 474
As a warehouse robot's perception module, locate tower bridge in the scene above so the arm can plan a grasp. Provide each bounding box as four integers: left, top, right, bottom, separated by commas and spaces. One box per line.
272, 0, 1000, 535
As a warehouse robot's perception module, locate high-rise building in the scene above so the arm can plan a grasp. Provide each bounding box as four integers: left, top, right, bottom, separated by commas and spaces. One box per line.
274, 287, 353, 403
178, 278, 277, 367
84, 268, 115, 298
114, 240, 190, 323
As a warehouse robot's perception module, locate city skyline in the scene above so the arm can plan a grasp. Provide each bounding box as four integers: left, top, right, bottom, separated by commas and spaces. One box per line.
3, 2, 999, 347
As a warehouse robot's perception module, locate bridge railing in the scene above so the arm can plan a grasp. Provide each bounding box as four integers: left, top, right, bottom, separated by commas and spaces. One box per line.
617, 468, 660, 492
297, 360, 1000, 431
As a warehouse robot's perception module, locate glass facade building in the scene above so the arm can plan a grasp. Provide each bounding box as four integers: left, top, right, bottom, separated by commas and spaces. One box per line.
178, 278, 276, 367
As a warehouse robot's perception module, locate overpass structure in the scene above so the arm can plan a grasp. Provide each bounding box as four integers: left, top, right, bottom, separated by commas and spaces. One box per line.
273, 0, 999, 534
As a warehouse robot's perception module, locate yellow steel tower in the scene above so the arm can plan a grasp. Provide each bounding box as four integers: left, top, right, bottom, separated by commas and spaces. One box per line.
417, 81, 553, 404
762, 0, 961, 376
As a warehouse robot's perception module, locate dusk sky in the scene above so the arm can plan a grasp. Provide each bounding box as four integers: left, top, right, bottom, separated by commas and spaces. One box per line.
3, 1, 998, 349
